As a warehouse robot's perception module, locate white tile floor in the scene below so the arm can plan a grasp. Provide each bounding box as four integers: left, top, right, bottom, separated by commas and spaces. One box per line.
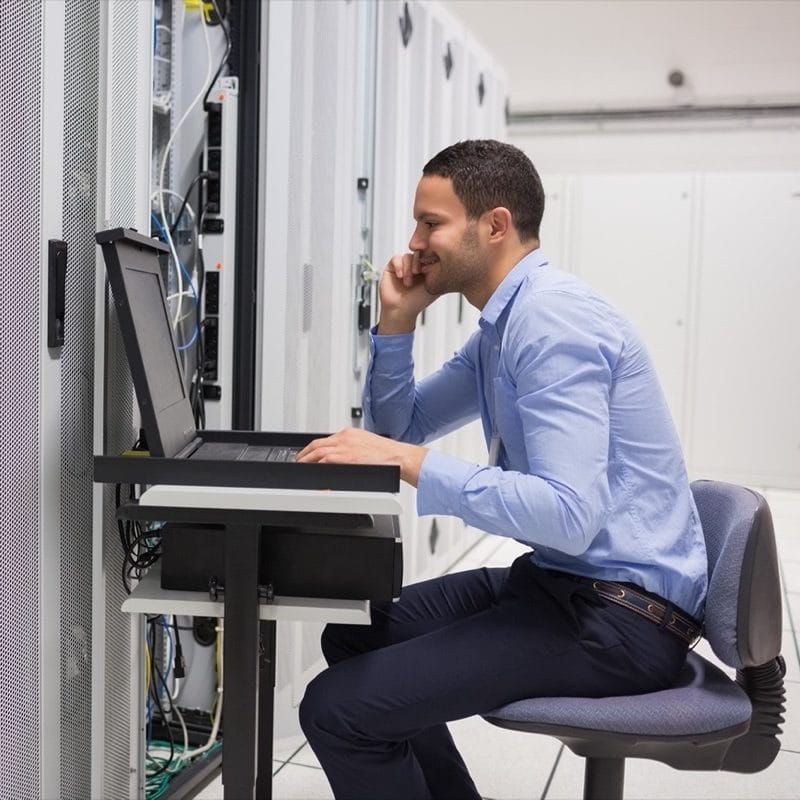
194, 487, 800, 799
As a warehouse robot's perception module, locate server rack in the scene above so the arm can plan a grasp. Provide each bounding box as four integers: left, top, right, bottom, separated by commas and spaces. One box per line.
0, 1, 102, 797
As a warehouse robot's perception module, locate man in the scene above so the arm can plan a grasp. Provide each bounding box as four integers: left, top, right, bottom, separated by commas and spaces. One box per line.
296, 140, 706, 800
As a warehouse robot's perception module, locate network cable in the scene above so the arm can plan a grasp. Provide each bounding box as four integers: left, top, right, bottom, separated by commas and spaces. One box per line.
156, 3, 213, 328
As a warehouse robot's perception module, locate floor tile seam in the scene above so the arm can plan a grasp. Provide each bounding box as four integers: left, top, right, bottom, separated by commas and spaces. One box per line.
779, 566, 800, 692
286, 739, 322, 769
275, 759, 325, 772
540, 742, 565, 799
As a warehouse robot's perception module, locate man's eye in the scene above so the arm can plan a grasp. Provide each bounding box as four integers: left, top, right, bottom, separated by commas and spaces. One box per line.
426, 221, 438, 229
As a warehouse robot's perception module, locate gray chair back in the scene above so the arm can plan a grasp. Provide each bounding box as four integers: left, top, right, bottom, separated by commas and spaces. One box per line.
692, 480, 782, 668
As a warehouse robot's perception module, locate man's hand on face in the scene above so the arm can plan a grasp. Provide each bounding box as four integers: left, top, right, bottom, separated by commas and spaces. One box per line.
295, 427, 427, 487
377, 252, 438, 334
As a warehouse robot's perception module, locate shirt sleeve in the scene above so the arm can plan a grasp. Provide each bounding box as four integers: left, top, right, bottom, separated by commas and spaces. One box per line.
363, 327, 481, 444
417, 291, 616, 557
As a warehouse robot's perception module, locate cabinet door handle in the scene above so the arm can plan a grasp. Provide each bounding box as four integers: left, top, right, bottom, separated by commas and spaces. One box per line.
48, 239, 67, 349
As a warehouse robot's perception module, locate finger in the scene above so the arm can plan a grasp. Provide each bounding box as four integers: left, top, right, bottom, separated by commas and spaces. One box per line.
403, 253, 417, 287
295, 436, 330, 461
299, 445, 343, 464
295, 446, 322, 463
387, 254, 404, 279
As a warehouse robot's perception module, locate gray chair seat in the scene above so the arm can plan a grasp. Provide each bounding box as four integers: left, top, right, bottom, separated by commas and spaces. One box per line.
486, 651, 751, 738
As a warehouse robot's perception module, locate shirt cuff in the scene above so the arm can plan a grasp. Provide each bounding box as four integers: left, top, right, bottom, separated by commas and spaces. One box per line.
416, 449, 479, 517
369, 326, 414, 359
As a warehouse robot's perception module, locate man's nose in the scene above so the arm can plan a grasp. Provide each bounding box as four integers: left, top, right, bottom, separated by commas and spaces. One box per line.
408, 226, 425, 253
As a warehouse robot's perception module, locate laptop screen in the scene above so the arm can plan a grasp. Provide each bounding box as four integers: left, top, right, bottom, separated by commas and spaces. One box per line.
126, 267, 187, 414
97, 228, 198, 457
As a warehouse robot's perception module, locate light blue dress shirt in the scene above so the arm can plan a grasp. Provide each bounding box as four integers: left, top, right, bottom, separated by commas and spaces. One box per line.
363, 250, 707, 619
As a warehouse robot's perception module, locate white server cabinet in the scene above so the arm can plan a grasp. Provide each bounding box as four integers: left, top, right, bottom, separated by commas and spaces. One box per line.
258, 0, 374, 435
0, 1, 102, 797
257, 0, 383, 749
372, 0, 508, 583
568, 174, 696, 442
92, 1, 153, 798
688, 172, 800, 488
536, 168, 800, 489
538, 175, 571, 270
372, 0, 424, 585
0, 5, 64, 798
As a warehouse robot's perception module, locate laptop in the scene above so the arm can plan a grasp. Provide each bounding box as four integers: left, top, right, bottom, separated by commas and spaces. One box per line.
93, 227, 399, 495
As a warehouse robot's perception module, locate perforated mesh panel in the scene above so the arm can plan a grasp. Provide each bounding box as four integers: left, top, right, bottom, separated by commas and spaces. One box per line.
60, 2, 101, 796
0, 4, 44, 798
108, 11, 144, 224
99, 3, 147, 796
101, 228, 138, 792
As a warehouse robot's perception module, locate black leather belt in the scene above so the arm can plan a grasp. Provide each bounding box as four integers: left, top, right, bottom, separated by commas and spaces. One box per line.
586, 579, 702, 645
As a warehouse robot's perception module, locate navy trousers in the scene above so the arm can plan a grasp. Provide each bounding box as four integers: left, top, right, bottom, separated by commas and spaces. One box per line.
299, 553, 689, 800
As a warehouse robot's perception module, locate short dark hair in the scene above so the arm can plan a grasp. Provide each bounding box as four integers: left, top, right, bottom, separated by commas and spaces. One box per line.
422, 140, 544, 242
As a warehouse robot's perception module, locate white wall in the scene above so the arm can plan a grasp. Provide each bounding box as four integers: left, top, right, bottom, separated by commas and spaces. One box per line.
443, 0, 800, 111
510, 124, 800, 176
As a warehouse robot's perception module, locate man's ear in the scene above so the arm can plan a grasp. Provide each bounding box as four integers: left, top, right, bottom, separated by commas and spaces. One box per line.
486, 207, 513, 242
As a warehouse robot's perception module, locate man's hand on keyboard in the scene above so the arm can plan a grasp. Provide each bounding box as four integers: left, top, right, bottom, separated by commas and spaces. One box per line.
295, 428, 427, 487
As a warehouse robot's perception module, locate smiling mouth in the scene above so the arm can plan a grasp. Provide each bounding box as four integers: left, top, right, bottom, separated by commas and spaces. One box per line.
418, 256, 439, 271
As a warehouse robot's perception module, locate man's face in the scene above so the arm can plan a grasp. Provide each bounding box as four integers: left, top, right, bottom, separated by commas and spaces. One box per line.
408, 175, 487, 298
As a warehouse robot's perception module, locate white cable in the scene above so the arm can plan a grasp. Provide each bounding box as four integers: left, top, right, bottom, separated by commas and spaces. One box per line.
360, 254, 380, 282
157, 7, 213, 328
168, 615, 185, 703
166, 289, 197, 302
171, 703, 190, 763
153, 188, 199, 321
150, 188, 197, 228
152, 189, 199, 311
181, 619, 224, 760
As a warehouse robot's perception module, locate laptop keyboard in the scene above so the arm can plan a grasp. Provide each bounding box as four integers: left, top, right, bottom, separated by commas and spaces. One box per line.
186, 441, 302, 462
238, 445, 300, 463
266, 446, 300, 463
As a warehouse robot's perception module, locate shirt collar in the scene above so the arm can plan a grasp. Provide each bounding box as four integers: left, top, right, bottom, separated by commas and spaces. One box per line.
478, 249, 548, 336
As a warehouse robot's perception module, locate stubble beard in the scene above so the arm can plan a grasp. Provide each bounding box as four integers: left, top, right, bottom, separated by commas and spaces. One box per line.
423, 224, 484, 297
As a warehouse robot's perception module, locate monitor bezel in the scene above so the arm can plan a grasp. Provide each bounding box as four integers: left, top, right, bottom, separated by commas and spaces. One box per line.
97, 228, 198, 458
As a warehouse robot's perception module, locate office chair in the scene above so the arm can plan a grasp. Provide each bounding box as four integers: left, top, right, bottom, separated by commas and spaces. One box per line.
483, 480, 786, 800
